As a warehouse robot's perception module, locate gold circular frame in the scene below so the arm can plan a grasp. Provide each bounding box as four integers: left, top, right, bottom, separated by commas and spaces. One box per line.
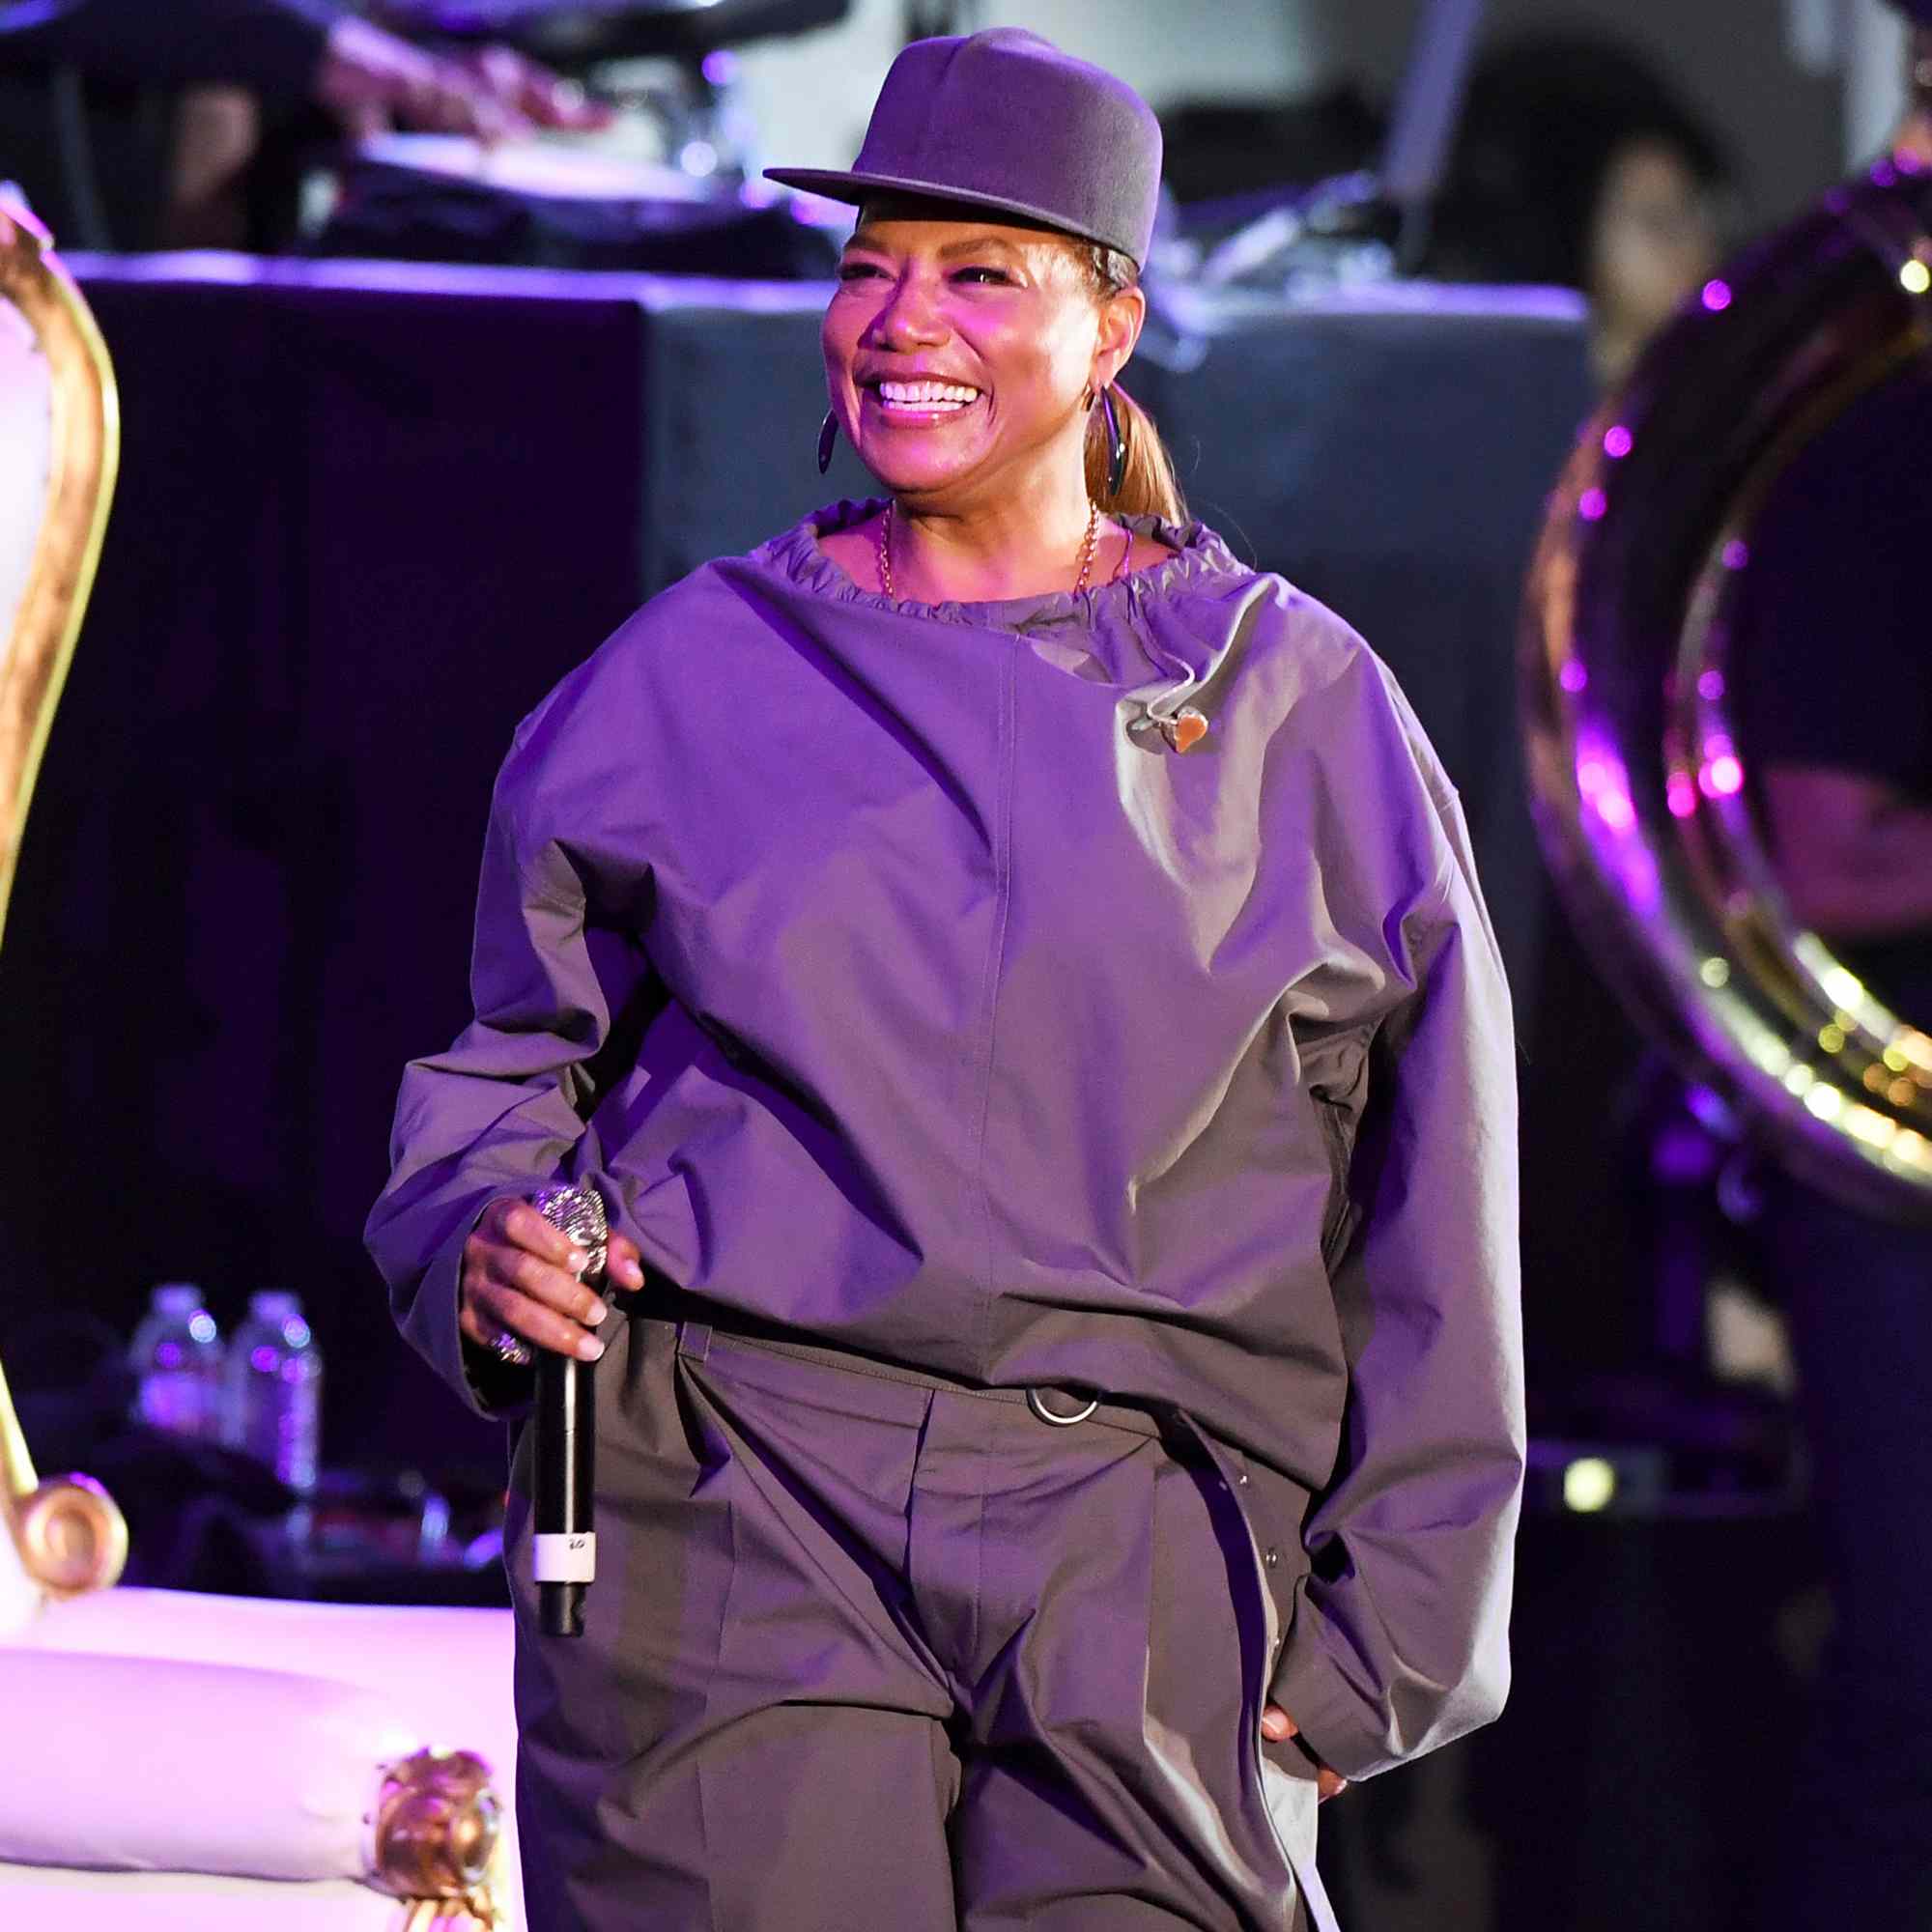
1521, 158, 1932, 1221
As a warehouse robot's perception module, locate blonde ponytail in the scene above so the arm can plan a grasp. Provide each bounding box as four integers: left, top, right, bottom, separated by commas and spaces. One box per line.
1083, 378, 1187, 527
1083, 246, 1190, 527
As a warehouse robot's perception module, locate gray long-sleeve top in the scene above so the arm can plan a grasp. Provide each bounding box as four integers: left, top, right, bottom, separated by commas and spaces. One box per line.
367, 501, 1526, 1783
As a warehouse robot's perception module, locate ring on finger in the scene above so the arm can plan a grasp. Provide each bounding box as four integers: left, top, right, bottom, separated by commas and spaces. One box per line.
486, 1326, 534, 1368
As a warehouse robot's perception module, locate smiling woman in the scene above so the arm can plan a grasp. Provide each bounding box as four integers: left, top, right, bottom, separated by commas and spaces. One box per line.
812, 198, 1188, 603
368, 27, 1525, 1932
810, 201, 1155, 602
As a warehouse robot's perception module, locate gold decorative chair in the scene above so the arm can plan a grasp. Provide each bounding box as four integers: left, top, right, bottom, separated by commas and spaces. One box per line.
0, 193, 521, 1931
0, 191, 128, 1625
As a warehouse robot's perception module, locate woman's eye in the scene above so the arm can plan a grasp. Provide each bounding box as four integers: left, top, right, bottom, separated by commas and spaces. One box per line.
954, 267, 1012, 285
838, 262, 886, 281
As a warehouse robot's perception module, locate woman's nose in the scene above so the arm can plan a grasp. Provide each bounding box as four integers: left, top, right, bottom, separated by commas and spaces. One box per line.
867, 271, 949, 350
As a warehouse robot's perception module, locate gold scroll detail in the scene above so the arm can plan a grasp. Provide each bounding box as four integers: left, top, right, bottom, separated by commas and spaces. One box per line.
0, 1351, 128, 1596
376, 1747, 503, 1929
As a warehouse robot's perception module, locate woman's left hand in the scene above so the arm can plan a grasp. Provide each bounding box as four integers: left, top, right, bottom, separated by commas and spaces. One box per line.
1261, 1705, 1349, 1802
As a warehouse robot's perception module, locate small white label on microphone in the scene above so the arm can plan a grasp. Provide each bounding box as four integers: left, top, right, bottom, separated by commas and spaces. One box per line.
533, 1532, 597, 1583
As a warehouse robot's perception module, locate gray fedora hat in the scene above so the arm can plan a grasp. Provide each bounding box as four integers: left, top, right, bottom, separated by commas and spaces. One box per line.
764, 28, 1162, 266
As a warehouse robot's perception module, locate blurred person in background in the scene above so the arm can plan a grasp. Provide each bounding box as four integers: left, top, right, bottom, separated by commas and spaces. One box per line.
0, 0, 605, 251
1732, 7, 1932, 1920
1424, 34, 1740, 1552
1423, 32, 1733, 387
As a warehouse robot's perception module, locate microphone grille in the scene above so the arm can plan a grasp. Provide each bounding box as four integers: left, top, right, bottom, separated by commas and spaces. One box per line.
529, 1183, 610, 1284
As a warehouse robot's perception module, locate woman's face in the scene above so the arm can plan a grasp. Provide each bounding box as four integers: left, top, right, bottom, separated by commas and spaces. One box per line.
1588, 137, 1720, 348
822, 201, 1138, 508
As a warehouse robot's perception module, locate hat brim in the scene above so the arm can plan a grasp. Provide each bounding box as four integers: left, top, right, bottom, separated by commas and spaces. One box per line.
762, 167, 1137, 264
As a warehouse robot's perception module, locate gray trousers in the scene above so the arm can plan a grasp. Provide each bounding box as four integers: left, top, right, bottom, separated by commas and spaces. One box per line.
505, 1316, 1331, 1930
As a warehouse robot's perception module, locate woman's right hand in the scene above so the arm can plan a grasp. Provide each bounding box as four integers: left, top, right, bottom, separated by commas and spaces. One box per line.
458, 1196, 645, 1364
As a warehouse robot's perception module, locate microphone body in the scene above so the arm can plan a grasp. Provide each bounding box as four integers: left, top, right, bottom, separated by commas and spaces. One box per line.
533, 1350, 593, 1637
528, 1183, 609, 1639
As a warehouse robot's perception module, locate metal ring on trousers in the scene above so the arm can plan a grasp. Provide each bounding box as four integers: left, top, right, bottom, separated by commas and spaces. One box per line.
1025, 1387, 1100, 1427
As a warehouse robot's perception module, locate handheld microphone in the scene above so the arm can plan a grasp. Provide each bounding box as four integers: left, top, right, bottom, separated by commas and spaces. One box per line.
527, 1182, 609, 1638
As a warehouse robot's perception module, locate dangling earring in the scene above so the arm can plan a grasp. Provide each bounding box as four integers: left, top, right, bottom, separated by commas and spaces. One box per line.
1099, 384, 1127, 499
817, 410, 838, 475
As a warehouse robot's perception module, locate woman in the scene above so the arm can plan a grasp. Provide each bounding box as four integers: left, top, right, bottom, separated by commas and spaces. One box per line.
1423, 32, 1731, 387
368, 30, 1523, 1932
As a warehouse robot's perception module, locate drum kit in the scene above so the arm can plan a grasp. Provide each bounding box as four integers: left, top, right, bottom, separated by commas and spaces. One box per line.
314, 0, 854, 274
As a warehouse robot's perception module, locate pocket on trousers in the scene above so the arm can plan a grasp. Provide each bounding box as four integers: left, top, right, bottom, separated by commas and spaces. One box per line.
1142, 1432, 1302, 1909
1168, 1424, 1335, 1925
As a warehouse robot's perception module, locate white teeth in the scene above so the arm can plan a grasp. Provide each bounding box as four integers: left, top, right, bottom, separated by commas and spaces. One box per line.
876, 380, 980, 408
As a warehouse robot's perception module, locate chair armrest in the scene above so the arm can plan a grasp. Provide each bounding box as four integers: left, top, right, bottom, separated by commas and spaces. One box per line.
0, 1651, 422, 1879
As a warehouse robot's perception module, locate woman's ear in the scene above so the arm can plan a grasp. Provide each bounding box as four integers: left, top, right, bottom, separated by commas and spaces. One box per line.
1094, 282, 1147, 391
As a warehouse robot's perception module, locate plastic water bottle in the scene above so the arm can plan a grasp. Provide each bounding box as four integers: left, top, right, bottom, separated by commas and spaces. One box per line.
221, 1290, 323, 1493
128, 1283, 223, 1439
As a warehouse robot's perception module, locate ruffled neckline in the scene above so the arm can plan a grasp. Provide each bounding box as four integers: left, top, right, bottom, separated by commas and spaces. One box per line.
756, 497, 1251, 633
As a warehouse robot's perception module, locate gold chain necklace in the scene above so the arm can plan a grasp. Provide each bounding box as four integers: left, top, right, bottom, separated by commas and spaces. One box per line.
878, 498, 1106, 600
